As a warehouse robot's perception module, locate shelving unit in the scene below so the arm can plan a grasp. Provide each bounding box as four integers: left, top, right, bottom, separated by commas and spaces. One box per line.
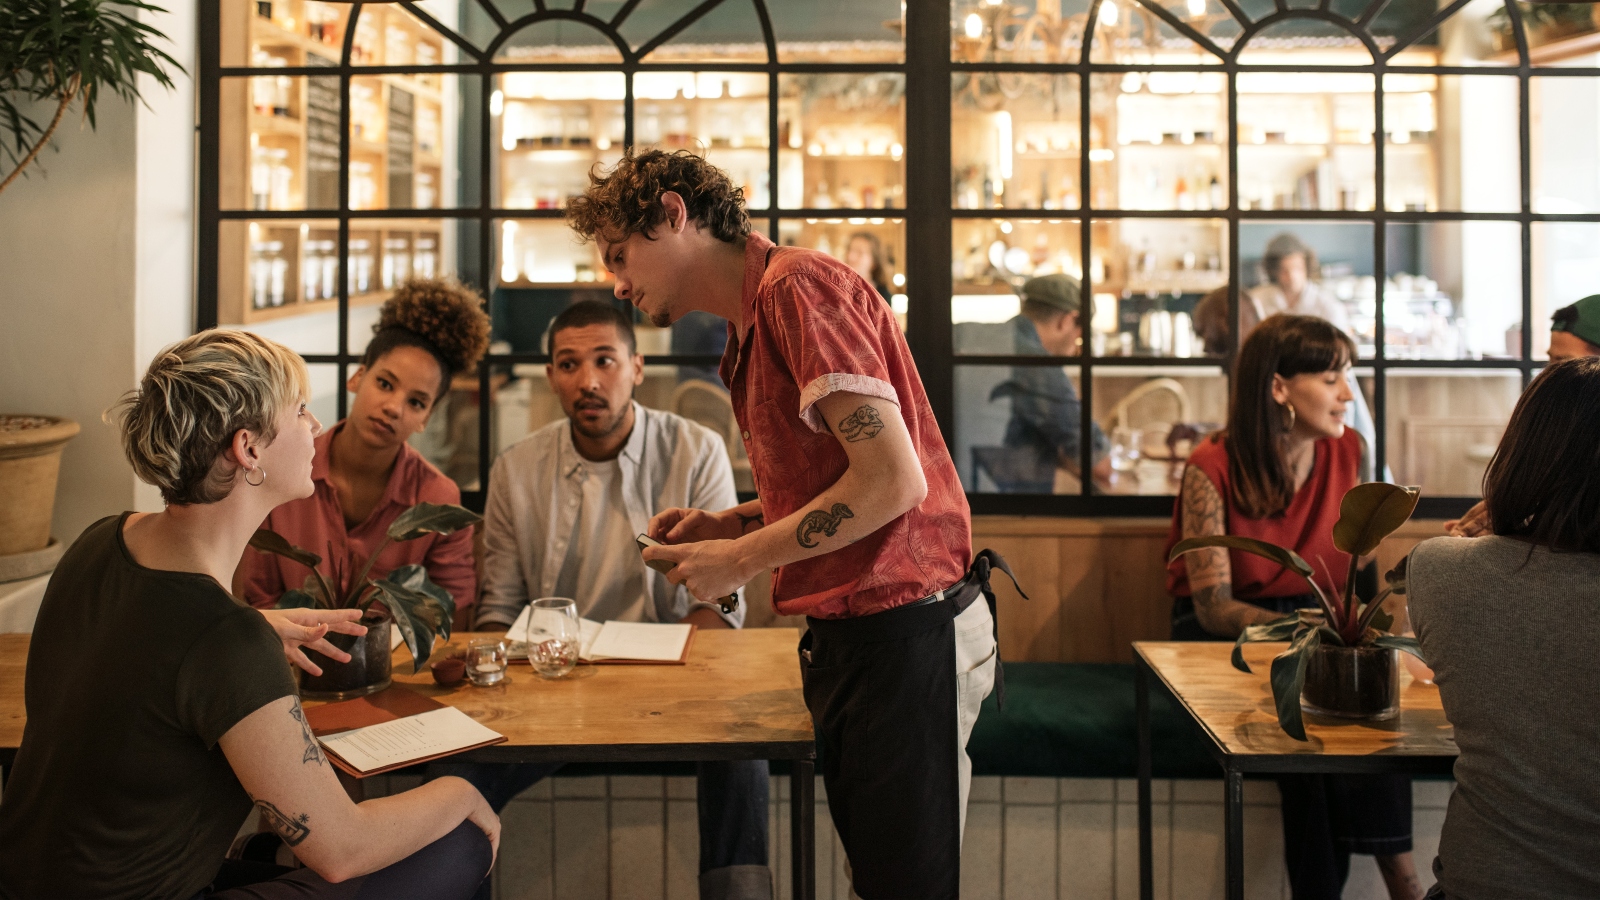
219, 0, 448, 325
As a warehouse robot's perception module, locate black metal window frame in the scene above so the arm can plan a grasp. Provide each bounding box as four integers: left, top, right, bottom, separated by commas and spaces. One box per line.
196, 0, 1588, 520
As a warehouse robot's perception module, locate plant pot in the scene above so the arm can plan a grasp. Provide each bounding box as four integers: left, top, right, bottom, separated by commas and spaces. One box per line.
1301, 642, 1400, 721
0, 416, 80, 558
298, 619, 392, 700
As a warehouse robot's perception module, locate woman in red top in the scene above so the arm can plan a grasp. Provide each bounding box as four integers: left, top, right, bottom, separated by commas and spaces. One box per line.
237, 279, 490, 614
1165, 315, 1421, 900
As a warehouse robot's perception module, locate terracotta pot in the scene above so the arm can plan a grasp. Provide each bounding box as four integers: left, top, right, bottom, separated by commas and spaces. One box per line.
298, 619, 393, 700
0, 416, 80, 557
1301, 642, 1400, 721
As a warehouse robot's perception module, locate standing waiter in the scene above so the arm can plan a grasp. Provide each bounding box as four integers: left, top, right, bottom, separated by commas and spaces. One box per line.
566, 149, 1016, 900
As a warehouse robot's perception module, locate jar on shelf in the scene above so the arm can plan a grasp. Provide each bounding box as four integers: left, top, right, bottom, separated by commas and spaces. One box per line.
349, 239, 375, 295
268, 149, 292, 210
251, 146, 272, 210
301, 241, 325, 301
385, 25, 412, 66
414, 236, 438, 279
382, 238, 411, 290
415, 172, 436, 209
349, 161, 376, 210
250, 242, 272, 309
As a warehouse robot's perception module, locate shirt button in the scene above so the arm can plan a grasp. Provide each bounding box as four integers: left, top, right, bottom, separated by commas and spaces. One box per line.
742, 430, 750, 440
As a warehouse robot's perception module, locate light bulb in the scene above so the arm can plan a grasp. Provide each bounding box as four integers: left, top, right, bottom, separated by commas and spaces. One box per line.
1187, 0, 1205, 16
1100, 0, 1118, 26
489, 90, 504, 116
964, 12, 984, 39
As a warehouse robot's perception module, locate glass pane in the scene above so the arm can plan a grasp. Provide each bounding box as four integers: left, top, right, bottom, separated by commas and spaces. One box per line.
1532, 222, 1600, 361
953, 218, 1084, 352
1238, 80, 1376, 212
1089, 73, 1228, 212
414, 368, 481, 490
218, 219, 340, 355
620, 0, 766, 63
1385, 370, 1521, 496
495, 218, 608, 293
221, 0, 352, 68
220, 74, 331, 212
1404, 0, 1510, 67
1235, 19, 1375, 66
953, 73, 1081, 212
347, 5, 446, 67
1532, 77, 1600, 214
494, 73, 627, 211
1152, 0, 1243, 54
633, 72, 771, 209
1090, 0, 1224, 65
1091, 219, 1228, 358
1091, 368, 1226, 494
776, 0, 902, 63
1385, 221, 1521, 361
495, 19, 624, 63
1503, 3, 1600, 67
779, 74, 905, 210
351, 75, 457, 211
1387, 73, 1517, 213
951, 0, 1085, 65
345, 218, 461, 355
779, 218, 906, 329
1240, 220, 1374, 356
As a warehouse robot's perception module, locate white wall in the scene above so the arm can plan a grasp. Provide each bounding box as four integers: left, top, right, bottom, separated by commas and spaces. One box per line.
0, 0, 195, 542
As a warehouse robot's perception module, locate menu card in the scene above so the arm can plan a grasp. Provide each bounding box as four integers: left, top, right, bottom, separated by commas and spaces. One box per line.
505, 606, 696, 665
303, 686, 505, 778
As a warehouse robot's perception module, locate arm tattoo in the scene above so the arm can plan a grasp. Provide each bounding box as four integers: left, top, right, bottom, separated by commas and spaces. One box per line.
255, 800, 311, 846
1180, 465, 1229, 589
735, 512, 764, 533
289, 701, 326, 766
796, 503, 854, 548
837, 405, 885, 442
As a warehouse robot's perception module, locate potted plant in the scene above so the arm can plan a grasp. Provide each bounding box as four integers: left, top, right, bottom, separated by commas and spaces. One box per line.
0, 416, 80, 582
1169, 482, 1427, 741
249, 502, 481, 699
2, 0, 181, 196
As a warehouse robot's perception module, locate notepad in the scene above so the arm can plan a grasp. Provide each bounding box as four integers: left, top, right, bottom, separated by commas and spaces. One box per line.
303, 686, 506, 778
506, 606, 696, 665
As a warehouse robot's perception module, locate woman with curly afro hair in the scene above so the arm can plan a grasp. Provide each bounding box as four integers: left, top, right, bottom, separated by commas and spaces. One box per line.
237, 278, 491, 617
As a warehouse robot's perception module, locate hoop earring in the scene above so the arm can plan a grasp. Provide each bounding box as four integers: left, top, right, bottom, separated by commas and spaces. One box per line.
244, 466, 266, 487
1281, 402, 1297, 432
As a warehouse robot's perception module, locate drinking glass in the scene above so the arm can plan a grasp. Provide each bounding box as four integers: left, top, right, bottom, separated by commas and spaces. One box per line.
526, 597, 580, 679
466, 639, 508, 686
1110, 426, 1143, 473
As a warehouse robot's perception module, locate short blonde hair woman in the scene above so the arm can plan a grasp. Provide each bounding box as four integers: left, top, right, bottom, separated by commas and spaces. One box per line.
0, 329, 498, 900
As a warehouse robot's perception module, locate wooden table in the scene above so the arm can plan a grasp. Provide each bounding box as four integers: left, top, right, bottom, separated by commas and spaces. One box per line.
0, 629, 818, 900
1134, 641, 1457, 900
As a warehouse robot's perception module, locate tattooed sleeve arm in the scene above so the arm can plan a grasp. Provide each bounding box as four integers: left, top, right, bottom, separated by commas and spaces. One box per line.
1180, 465, 1281, 638
219, 695, 499, 882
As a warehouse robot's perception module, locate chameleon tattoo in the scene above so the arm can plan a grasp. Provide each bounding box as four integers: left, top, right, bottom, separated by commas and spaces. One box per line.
796, 503, 855, 548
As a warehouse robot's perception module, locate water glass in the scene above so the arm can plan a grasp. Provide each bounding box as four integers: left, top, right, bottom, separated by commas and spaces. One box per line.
1110, 427, 1143, 473
526, 597, 581, 679
466, 639, 508, 687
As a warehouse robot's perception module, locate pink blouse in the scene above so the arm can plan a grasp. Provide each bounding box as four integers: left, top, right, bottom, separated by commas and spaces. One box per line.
238, 421, 477, 612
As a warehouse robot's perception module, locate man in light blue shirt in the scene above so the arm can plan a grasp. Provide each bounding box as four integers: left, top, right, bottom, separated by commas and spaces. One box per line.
447, 301, 769, 900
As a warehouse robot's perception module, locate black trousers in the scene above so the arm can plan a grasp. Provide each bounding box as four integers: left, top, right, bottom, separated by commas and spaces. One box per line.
201, 821, 490, 900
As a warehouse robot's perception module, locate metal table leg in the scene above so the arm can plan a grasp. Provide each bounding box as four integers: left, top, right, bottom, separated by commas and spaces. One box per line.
791, 758, 815, 900
1136, 656, 1154, 900
1224, 767, 1244, 900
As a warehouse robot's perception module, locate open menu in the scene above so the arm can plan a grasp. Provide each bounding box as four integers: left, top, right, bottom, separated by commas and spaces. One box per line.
303, 686, 506, 778
505, 606, 696, 665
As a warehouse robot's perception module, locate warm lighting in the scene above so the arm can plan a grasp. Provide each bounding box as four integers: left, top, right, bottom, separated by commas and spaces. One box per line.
995, 111, 1012, 180
999, 221, 1013, 234
1121, 72, 1142, 94
1088, 148, 1116, 162
489, 90, 504, 116
964, 12, 984, 39
1099, 0, 1117, 27
1180, 131, 1195, 145
893, 273, 906, 287
890, 142, 903, 159
500, 222, 519, 283
1186, 0, 1205, 15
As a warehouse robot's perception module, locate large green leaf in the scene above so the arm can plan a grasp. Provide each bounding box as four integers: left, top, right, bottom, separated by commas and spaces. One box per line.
365, 576, 453, 672
386, 502, 483, 542
381, 565, 457, 643
1269, 626, 1322, 741
1370, 634, 1426, 665
1331, 483, 1421, 557
249, 530, 321, 569
1170, 535, 1318, 579
274, 588, 320, 610
1231, 615, 1303, 673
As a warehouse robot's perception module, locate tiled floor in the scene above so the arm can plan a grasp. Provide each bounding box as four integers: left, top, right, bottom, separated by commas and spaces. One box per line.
443, 775, 1452, 900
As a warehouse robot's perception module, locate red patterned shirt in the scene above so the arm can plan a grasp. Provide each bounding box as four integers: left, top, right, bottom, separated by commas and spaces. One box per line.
720, 231, 971, 619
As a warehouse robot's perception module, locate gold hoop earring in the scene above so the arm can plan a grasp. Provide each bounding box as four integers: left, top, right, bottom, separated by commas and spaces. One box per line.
1281, 402, 1297, 432
245, 466, 266, 487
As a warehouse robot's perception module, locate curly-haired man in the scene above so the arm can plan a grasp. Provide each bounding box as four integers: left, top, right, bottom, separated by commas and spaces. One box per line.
568, 149, 1017, 900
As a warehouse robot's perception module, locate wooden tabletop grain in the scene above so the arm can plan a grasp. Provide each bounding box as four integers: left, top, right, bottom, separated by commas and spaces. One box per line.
0, 630, 815, 764
1136, 640, 1458, 764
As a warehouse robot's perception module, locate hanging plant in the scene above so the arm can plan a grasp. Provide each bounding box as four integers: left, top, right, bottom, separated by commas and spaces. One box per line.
1, 0, 182, 195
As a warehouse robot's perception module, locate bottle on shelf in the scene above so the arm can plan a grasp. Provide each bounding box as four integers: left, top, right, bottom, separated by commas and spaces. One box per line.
414, 236, 437, 279
838, 180, 858, 209
1059, 174, 1078, 211
812, 181, 834, 209
349, 239, 375, 294
382, 238, 410, 290
860, 183, 877, 209
1208, 175, 1223, 210
1175, 176, 1192, 211
268, 149, 292, 210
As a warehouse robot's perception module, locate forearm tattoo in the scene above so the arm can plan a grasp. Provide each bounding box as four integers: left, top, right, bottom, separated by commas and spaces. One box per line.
290, 701, 326, 766
796, 503, 854, 548
837, 405, 885, 442
735, 511, 764, 533
1181, 466, 1266, 637
255, 799, 311, 846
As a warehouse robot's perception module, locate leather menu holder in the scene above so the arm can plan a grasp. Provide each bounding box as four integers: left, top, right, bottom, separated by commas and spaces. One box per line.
302, 686, 507, 778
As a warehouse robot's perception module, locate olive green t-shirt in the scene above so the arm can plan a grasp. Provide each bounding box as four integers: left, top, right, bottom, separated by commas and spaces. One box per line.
0, 513, 298, 900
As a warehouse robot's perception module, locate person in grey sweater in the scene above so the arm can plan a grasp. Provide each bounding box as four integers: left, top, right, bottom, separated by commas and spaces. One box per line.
1407, 357, 1600, 900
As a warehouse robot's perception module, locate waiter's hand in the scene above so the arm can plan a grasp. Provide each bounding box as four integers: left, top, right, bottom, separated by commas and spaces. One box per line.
260, 608, 367, 676
649, 507, 741, 543
641, 539, 755, 605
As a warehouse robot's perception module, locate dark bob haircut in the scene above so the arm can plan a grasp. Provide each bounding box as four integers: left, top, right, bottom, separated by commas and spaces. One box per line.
1483, 357, 1600, 554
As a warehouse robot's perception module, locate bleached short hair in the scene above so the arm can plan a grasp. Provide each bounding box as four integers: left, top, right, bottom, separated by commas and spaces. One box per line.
108, 329, 310, 505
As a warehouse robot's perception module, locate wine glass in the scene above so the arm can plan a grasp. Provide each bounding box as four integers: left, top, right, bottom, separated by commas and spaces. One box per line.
526, 597, 580, 679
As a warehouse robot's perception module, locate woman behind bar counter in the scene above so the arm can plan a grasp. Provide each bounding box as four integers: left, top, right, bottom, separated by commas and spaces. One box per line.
0, 330, 497, 900
1408, 358, 1600, 900
1165, 314, 1422, 900
237, 279, 489, 614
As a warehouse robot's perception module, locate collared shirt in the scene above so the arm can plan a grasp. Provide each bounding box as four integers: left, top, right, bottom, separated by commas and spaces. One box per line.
1247, 281, 1352, 334
476, 402, 743, 629
719, 231, 971, 620
238, 421, 476, 611
991, 315, 1109, 468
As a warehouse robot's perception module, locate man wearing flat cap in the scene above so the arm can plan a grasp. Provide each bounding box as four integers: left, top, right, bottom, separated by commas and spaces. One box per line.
988, 274, 1110, 490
